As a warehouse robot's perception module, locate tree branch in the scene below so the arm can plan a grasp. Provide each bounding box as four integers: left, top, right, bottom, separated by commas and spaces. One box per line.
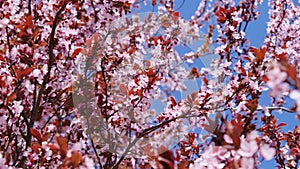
30, 2, 68, 127
257, 106, 295, 113
111, 108, 193, 169
28, 0, 31, 15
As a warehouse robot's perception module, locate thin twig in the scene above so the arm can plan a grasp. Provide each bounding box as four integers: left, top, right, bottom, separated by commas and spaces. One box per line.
257, 106, 295, 113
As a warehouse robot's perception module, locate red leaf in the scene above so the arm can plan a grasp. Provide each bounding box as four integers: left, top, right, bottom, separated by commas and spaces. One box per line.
152, 0, 156, 6
128, 89, 135, 96
177, 160, 189, 169
229, 130, 241, 149
172, 11, 180, 21
245, 99, 258, 112
261, 75, 269, 82
290, 148, 299, 156
137, 89, 143, 97
119, 83, 127, 95
16, 67, 34, 79
250, 46, 266, 61
258, 47, 266, 61
71, 48, 82, 58
239, 67, 247, 76
7, 93, 16, 103
31, 142, 41, 154
31, 128, 43, 143
66, 151, 83, 167
147, 68, 155, 77
203, 76, 209, 85
0, 55, 5, 62
173, 11, 180, 18
189, 67, 200, 78
215, 7, 226, 17
128, 47, 137, 54
47, 143, 59, 153
237, 114, 242, 124
232, 20, 238, 27
25, 15, 33, 29
42, 133, 50, 141
286, 65, 297, 81
274, 53, 287, 61
228, 7, 236, 13
170, 96, 176, 107
217, 16, 227, 23
56, 136, 68, 158
277, 123, 287, 127
157, 146, 175, 169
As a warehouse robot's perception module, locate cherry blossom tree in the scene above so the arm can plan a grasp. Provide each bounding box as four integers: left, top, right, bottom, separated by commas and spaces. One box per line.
0, 0, 299, 169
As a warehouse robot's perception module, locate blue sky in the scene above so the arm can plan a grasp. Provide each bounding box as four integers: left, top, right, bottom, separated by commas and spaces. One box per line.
131, 0, 299, 168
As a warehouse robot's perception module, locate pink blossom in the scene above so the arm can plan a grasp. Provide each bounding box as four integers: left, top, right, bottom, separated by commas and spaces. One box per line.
32, 69, 41, 78
266, 66, 289, 97
290, 90, 300, 112
241, 157, 255, 169
12, 100, 24, 116
238, 131, 258, 157
190, 143, 229, 169
224, 134, 233, 144
83, 157, 95, 169
0, 154, 8, 169
260, 144, 276, 160
0, 18, 9, 28
238, 138, 258, 157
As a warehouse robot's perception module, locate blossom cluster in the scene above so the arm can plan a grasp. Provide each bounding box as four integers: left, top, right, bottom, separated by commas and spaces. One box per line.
0, 0, 299, 168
